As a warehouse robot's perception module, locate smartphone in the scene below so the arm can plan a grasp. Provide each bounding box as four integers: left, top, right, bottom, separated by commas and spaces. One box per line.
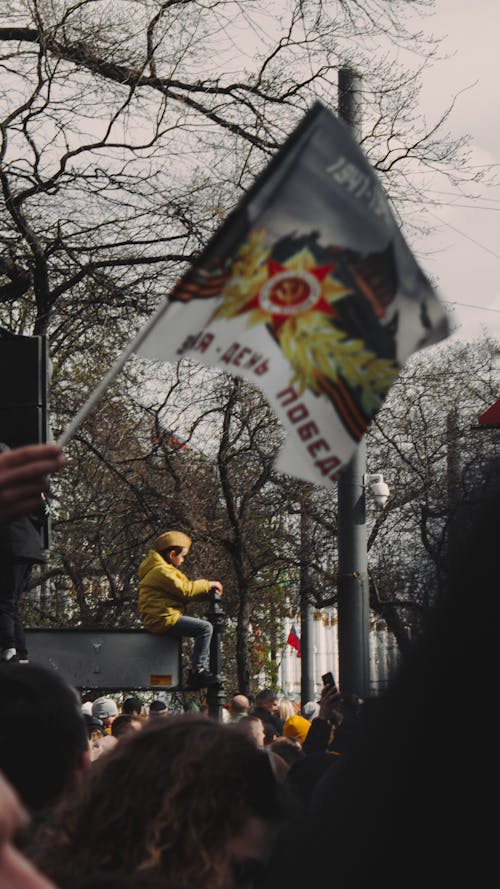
322, 671, 336, 688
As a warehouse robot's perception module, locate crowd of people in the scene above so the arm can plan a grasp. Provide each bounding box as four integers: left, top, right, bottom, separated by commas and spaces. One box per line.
0, 656, 349, 889
0, 441, 496, 889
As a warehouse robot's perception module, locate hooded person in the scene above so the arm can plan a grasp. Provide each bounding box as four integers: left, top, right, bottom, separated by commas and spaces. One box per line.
283, 715, 312, 747
138, 530, 223, 688
91, 697, 119, 734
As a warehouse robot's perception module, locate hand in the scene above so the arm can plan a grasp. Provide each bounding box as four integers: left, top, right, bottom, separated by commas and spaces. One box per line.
318, 683, 341, 722
209, 581, 223, 595
0, 443, 65, 523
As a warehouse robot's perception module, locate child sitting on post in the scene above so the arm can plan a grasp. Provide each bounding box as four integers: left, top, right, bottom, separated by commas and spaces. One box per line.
138, 530, 223, 688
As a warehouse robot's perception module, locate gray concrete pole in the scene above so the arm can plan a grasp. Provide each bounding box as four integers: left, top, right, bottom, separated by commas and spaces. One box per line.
300, 515, 314, 706
299, 485, 316, 706
336, 68, 371, 699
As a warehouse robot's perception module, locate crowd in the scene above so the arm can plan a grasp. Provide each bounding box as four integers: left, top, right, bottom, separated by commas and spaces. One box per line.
0, 657, 348, 889
0, 441, 496, 889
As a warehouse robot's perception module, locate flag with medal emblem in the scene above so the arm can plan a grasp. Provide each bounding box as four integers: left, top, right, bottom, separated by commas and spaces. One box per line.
135, 102, 450, 488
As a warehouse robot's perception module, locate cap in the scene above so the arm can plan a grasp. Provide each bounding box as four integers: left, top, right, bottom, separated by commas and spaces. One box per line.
154, 531, 192, 553
91, 696, 119, 720
302, 700, 320, 721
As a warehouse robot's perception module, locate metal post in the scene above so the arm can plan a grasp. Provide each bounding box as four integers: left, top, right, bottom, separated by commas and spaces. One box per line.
336, 68, 371, 699
299, 488, 315, 705
207, 590, 226, 720
300, 593, 315, 705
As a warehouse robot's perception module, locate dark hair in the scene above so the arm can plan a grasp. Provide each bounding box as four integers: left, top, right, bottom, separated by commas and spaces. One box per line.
162, 545, 184, 561
0, 662, 88, 812
253, 689, 278, 706
31, 715, 289, 889
149, 699, 168, 714
122, 697, 143, 715
111, 714, 142, 739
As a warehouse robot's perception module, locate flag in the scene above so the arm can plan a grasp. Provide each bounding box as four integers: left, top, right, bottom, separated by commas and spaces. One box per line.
59, 103, 451, 478
135, 102, 450, 488
477, 398, 500, 427
287, 624, 301, 657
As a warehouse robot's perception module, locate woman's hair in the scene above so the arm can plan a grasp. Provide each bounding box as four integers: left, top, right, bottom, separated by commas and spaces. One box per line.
278, 699, 295, 722
31, 714, 288, 889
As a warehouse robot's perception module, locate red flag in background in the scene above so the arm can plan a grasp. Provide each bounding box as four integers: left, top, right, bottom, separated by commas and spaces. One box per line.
287, 624, 301, 657
477, 398, 500, 427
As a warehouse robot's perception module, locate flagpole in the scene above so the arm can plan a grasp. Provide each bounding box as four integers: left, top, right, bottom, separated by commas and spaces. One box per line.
336, 68, 371, 700
57, 298, 171, 448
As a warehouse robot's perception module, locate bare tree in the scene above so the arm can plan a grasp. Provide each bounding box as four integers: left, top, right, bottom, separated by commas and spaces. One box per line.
1, 0, 485, 344
365, 335, 500, 643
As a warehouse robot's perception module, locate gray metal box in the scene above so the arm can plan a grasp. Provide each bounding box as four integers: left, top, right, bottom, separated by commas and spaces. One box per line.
24, 628, 181, 690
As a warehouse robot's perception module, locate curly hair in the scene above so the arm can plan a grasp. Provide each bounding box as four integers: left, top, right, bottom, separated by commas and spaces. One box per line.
31, 714, 288, 889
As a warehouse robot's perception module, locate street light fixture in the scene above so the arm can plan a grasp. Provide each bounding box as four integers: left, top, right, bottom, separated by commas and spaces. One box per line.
364, 473, 390, 509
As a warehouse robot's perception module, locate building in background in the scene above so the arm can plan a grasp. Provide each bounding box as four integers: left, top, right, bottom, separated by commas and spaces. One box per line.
277, 610, 400, 699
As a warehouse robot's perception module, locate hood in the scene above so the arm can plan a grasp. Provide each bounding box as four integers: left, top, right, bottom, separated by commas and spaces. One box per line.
138, 549, 165, 580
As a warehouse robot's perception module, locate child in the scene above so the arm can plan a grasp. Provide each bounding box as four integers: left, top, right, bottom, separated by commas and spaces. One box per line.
138, 530, 223, 687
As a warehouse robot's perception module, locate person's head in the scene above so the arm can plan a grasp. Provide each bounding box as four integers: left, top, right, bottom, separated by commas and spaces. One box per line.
31, 715, 290, 889
232, 714, 265, 749
111, 715, 144, 740
283, 715, 311, 747
253, 689, 279, 715
91, 697, 119, 731
155, 530, 192, 568
0, 663, 89, 815
121, 697, 145, 717
229, 694, 250, 720
0, 770, 59, 889
148, 699, 168, 718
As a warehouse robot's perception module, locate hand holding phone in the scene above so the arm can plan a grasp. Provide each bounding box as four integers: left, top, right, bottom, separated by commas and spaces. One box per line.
322, 671, 336, 689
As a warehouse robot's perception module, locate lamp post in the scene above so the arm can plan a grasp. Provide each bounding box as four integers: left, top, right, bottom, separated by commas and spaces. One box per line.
335, 67, 372, 699
207, 590, 225, 721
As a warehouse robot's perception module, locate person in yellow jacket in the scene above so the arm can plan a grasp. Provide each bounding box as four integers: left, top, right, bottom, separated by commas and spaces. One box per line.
138, 530, 223, 688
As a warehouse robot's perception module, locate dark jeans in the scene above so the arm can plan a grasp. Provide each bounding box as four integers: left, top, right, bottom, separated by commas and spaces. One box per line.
167, 615, 213, 671
0, 559, 35, 658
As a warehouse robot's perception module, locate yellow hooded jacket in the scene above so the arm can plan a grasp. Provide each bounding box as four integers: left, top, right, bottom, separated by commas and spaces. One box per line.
138, 549, 212, 633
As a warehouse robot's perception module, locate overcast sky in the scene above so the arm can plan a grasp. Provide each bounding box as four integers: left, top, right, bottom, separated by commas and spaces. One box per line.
410, 0, 500, 348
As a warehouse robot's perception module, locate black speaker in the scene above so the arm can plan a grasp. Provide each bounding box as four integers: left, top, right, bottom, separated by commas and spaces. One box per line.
0, 405, 44, 449
0, 330, 51, 546
0, 330, 49, 445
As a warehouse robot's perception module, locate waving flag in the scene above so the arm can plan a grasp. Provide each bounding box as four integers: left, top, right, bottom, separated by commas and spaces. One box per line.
135, 102, 450, 487
60, 103, 450, 484
287, 624, 301, 657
